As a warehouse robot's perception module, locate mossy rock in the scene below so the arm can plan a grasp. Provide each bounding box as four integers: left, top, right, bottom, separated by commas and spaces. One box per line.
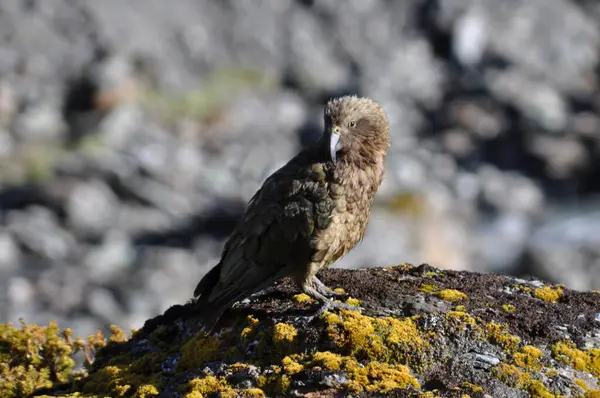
3, 264, 600, 397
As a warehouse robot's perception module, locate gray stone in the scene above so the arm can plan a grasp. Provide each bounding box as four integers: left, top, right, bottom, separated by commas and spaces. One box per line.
6, 206, 75, 261
83, 231, 134, 283
67, 180, 119, 236
0, 231, 20, 272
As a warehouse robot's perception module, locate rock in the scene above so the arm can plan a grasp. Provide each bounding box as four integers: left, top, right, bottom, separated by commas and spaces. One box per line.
0, 231, 20, 272
485, 69, 567, 132
12, 102, 66, 143
6, 206, 75, 261
33, 265, 600, 397
520, 204, 600, 290
66, 180, 119, 237
87, 287, 124, 322
287, 6, 351, 95
83, 231, 134, 284
2, 0, 600, 353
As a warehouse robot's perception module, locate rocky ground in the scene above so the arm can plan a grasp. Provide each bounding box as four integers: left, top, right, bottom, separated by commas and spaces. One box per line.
10, 264, 600, 397
1, 0, 600, 338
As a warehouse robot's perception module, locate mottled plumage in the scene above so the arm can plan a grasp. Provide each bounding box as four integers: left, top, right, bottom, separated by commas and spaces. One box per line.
193, 95, 390, 329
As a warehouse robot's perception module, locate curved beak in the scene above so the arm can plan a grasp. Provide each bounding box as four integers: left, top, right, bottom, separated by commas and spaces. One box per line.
330, 132, 341, 163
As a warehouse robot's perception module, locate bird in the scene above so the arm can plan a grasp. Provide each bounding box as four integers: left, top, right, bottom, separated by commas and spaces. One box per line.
193, 95, 390, 329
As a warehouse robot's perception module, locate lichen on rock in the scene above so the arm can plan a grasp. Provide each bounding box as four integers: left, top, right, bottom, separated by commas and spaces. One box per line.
2, 263, 599, 397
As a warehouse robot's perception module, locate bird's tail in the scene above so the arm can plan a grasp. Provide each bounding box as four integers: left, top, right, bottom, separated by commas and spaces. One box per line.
193, 263, 245, 332
194, 262, 222, 298
193, 263, 225, 331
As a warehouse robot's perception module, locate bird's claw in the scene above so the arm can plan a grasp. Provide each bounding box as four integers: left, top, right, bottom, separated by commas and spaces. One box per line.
315, 298, 361, 317
312, 276, 345, 298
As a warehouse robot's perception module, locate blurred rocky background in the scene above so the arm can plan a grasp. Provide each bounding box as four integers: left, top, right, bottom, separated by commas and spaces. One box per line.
1, 0, 600, 337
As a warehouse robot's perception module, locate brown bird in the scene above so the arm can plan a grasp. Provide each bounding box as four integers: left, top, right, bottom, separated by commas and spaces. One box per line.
193, 95, 390, 328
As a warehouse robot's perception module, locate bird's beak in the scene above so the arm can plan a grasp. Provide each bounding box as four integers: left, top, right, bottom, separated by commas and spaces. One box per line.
330, 132, 341, 163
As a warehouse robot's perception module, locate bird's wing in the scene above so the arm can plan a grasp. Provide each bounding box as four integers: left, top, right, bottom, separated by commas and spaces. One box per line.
199, 160, 335, 308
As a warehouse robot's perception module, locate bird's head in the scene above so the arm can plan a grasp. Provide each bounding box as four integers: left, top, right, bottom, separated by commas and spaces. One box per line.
323, 95, 390, 166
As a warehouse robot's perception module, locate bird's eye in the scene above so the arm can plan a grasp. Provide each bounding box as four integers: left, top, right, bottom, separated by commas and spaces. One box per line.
349, 120, 356, 128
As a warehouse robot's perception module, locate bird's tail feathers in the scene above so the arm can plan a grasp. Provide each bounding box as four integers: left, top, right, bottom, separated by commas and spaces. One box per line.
194, 288, 252, 333
194, 262, 222, 298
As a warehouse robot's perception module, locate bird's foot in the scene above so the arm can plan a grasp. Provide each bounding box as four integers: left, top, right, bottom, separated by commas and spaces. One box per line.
315, 298, 361, 317
301, 282, 360, 320
311, 276, 345, 298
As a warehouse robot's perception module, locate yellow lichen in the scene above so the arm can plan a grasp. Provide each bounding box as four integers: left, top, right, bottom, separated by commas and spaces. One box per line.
272, 323, 297, 354
333, 288, 346, 294
445, 311, 477, 331
242, 388, 266, 397
552, 341, 600, 377
240, 315, 260, 344
419, 284, 437, 293
514, 346, 544, 371
322, 309, 429, 371
80, 359, 162, 398
492, 363, 555, 397
185, 376, 236, 398
343, 359, 420, 393
461, 382, 483, 392
228, 363, 249, 373
311, 351, 343, 370
485, 322, 521, 353
178, 334, 222, 371
108, 325, 129, 343
281, 356, 303, 375
345, 297, 361, 306
517, 285, 533, 293
502, 304, 516, 313
0, 320, 101, 398
534, 286, 563, 302
292, 293, 315, 304
455, 305, 465, 311
436, 289, 468, 301
134, 384, 159, 397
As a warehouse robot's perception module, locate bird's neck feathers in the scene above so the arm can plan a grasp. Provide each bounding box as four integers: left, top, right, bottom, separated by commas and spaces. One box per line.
332, 139, 388, 193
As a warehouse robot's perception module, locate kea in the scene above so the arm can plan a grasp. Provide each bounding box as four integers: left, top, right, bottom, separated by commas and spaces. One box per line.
193, 95, 390, 329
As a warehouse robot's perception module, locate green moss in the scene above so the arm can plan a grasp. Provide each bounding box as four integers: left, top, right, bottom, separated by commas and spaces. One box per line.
436, 289, 468, 302
534, 286, 563, 302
